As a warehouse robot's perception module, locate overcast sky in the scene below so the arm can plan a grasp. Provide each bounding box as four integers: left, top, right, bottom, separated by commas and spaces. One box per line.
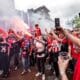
14, 0, 80, 28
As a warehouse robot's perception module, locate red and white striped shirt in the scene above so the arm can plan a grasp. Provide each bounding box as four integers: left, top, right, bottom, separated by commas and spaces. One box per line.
51, 40, 60, 53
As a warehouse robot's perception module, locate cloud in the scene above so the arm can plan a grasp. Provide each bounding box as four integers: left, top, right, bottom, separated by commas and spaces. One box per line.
62, 3, 80, 18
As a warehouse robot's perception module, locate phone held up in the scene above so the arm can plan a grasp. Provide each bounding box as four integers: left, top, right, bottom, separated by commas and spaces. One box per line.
55, 18, 62, 31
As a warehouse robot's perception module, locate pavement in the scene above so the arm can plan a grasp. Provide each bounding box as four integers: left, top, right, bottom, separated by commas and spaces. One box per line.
0, 64, 72, 80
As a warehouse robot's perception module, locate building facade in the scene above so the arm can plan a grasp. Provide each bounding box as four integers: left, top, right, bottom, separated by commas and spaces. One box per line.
27, 6, 54, 33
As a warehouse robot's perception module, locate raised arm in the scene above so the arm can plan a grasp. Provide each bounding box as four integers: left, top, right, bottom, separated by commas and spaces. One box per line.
51, 30, 62, 42
63, 29, 80, 47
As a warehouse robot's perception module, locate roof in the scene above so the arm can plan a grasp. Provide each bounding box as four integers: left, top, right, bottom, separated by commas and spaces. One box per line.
28, 6, 50, 13
34, 6, 50, 13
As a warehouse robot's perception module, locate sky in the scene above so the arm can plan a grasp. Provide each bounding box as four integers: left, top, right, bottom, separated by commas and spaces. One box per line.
14, 0, 80, 28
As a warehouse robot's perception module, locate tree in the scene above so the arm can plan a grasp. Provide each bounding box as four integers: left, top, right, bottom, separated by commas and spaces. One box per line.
72, 16, 80, 28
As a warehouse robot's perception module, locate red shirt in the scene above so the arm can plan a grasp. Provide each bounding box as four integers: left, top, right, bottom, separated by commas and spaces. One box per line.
47, 37, 53, 48
69, 40, 80, 60
62, 38, 68, 44
73, 57, 80, 80
51, 40, 60, 53
69, 35, 80, 80
35, 27, 41, 37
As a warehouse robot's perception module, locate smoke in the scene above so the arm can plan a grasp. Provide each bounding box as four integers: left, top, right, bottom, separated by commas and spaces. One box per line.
0, 0, 18, 31
0, 0, 16, 18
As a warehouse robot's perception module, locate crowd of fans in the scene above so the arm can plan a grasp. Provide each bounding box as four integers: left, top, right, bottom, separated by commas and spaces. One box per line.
0, 24, 80, 80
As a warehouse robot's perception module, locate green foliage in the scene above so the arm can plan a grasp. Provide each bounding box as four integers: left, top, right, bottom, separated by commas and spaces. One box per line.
72, 16, 80, 28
